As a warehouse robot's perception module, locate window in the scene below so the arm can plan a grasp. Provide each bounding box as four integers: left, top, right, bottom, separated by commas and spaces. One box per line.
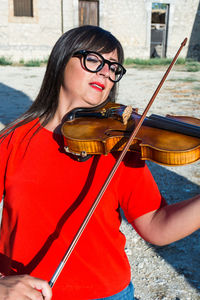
13, 0, 33, 17
79, 1, 99, 26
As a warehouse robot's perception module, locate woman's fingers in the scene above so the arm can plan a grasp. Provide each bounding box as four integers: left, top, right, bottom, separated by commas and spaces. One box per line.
0, 274, 52, 300
29, 276, 52, 300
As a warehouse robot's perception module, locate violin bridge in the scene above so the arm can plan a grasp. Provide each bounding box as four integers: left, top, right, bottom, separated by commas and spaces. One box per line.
122, 106, 133, 125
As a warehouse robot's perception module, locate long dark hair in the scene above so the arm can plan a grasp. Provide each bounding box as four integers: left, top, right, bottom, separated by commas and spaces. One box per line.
0, 25, 124, 137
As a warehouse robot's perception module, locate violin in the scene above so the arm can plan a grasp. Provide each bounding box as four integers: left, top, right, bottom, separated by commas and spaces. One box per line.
61, 102, 200, 166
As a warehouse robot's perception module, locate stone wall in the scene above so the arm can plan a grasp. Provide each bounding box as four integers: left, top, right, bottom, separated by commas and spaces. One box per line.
99, 0, 200, 60
100, 0, 151, 59
0, 0, 63, 61
166, 0, 200, 59
0, 0, 199, 61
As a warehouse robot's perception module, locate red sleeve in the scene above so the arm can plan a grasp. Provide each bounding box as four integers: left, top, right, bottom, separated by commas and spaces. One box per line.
0, 134, 12, 203
118, 153, 166, 223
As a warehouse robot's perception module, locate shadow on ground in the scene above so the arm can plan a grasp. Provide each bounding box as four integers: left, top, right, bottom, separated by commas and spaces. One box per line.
0, 83, 33, 125
123, 161, 200, 293
148, 161, 200, 292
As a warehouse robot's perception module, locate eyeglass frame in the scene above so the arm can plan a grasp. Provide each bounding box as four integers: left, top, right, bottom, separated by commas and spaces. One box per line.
73, 50, 126, 82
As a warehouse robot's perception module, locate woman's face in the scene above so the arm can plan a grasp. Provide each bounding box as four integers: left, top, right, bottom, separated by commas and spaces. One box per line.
58, 49, 118, 113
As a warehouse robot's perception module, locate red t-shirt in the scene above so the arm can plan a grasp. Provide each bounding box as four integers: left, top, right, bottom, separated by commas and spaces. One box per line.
0, 119, 163, 299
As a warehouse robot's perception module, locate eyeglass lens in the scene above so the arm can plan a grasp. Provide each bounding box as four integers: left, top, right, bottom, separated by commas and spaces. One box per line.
84, 53, 123, 82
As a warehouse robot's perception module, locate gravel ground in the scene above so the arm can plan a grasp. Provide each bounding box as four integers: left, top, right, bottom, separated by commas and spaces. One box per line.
0, 65, 199, 299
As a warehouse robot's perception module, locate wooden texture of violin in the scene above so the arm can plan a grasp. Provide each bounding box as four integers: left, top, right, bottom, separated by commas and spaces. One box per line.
166, 115, 200, 126
61, 103, 200, 166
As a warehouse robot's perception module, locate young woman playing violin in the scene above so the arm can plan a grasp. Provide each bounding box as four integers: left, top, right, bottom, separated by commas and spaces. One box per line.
0, 25, 199, 300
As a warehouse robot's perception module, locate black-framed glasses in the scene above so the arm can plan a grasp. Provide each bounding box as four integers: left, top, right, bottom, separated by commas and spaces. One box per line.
73, 50, 126, 82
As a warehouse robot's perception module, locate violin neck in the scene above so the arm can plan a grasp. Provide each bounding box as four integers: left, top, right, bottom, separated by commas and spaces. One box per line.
64, 105, 199, 138
145, 114, 200, 138
65, 105, 126, 122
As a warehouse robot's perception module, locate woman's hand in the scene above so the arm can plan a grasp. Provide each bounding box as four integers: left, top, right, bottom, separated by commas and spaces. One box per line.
0, 274, 52, 300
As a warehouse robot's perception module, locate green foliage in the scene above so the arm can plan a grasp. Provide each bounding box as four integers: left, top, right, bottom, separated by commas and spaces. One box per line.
185, 61, 200, 72
0, 57, 49, 67
19, 59, 24, 64
42, 57, 48, 64
175, 57, 187, 65
168, 77, 198, 82
24, 60, 42, 67
0, 55, 200, 73
24, 58, 48, 67
0, 56, 12, 65
124, 57, 187, 66
193, 85, 200, 91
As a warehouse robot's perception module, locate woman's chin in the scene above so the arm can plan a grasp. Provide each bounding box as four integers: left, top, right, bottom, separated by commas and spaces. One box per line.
85, 98, 107, 108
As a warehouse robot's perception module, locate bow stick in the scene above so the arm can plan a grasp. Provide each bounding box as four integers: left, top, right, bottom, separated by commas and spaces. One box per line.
48, 37, 187, 288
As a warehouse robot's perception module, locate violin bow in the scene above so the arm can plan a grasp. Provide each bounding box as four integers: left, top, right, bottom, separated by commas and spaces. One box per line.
48, 38, 187, 288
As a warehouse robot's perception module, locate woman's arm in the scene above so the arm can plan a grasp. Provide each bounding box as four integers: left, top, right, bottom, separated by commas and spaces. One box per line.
0, 274, 52, 300
132, 194, 200, 246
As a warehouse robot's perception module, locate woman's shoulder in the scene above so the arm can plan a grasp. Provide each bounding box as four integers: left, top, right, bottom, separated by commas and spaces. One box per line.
0, 118, 40, 146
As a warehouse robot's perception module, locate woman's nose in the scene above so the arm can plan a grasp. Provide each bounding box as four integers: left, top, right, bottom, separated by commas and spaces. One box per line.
98, 63, 110, 78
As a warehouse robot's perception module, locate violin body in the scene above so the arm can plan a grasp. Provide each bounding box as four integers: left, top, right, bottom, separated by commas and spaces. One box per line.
61, 103, 200, 166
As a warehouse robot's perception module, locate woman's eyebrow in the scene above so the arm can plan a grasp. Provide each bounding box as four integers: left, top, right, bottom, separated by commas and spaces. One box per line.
104, 56, 118, 62
109, 58, 118, 62
100, 52, 119, 62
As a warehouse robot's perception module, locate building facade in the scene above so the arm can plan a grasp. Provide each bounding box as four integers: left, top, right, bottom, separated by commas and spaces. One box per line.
0, 0, 199, 62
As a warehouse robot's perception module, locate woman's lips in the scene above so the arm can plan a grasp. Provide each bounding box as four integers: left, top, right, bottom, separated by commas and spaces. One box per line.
89, 82, 105, 91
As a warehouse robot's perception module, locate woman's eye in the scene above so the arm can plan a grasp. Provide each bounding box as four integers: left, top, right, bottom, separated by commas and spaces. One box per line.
110, 65, 118, 73
86, 55, 99, 63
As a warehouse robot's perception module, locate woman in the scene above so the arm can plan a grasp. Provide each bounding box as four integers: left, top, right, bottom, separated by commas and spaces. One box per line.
0, 25, 199, 300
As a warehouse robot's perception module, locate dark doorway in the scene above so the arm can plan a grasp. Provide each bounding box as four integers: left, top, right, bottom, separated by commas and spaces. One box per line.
150, 3, 169, 58
187, 1, 200, 61
79, 0, 99, 26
